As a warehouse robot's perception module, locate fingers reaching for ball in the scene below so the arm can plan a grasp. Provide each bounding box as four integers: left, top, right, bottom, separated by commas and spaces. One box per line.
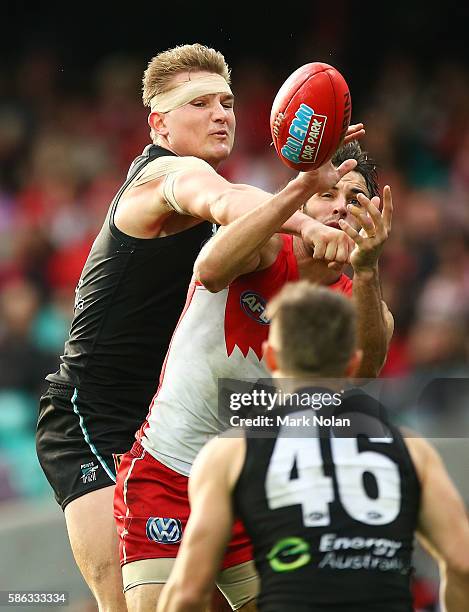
343, 123, 366, 144
338, 185, 393, 272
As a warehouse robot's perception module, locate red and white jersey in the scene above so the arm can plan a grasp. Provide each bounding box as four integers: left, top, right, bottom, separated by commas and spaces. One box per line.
138, 235, 353, 476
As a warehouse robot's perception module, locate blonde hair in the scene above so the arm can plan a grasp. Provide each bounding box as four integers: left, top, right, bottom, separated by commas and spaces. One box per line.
266, 281, 356, 376
142, 43, 231, 108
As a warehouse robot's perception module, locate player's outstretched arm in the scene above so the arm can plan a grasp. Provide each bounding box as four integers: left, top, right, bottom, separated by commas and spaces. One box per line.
340, 185, 393, 377
157, 436, 246, 612
406, 436, 469, 612
168, 123, 364, 225
195, 158, 358, 292
164, 124, 365, 266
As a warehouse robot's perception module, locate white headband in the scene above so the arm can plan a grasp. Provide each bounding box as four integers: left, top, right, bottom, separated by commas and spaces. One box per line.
150, 74, 233, 113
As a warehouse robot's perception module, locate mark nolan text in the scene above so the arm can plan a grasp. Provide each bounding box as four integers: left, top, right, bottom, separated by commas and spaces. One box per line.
277, 414, 350, 427
230, 414, 350, 428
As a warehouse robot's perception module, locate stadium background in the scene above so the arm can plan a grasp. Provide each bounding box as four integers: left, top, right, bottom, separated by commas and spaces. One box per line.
1, 3, 469, 610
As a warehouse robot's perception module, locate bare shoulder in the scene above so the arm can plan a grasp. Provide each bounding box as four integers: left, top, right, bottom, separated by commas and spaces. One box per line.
401, 428, 440, 483
191, 433, 246, 490
133, 155, 216, 188
195, 434, 246, 468
198, 433, 245, 457
116, 155, 221, 236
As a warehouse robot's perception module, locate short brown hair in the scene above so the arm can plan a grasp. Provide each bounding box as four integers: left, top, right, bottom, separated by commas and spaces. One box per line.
142, 43, 231, 107
266, 281, 356, 376
332, 140, 379, 198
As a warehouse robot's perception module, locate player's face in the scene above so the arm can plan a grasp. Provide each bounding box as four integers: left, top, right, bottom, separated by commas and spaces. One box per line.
161, 71, 235, 167
304, 170, 368, 231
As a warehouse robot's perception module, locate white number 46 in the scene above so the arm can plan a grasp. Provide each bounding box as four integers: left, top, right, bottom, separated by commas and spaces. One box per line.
265, 422, 401, 527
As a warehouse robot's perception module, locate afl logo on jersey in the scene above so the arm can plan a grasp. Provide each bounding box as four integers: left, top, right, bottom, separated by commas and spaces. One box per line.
241, 291, 270, 325
146, 517, 182, 544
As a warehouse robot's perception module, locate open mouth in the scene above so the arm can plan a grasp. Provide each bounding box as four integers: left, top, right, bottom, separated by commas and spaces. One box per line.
326, 221, 341, 230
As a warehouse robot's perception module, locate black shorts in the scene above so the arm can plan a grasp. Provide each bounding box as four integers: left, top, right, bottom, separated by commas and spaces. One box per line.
36, 383, 142, 510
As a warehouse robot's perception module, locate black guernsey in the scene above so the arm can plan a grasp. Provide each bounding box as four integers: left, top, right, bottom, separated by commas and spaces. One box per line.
234, 389, 421, 612
46, 144, 212, 418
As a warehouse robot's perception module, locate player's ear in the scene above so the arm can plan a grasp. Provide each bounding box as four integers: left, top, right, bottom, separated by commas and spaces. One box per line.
263, 341, 278, 373
345, 349, 362, 377
149, 111, 168, 138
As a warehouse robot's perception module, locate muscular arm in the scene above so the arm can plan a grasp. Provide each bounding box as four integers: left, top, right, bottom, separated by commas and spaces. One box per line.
405, 436, 469, 612
172, 122, 364, 227
194, 159, 359, 292
118, 125, 364, 249
171, 164, 355, 262
176, 126, 365, 255
352, 268, 390, 377
157, 436, 246, 612
341, 186, 394, 377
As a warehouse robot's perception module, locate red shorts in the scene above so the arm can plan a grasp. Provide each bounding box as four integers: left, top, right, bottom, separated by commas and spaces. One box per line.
114, 441, 253, 569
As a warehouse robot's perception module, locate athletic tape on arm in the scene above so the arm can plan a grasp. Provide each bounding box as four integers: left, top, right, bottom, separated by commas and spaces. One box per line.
132, 156, 217, 215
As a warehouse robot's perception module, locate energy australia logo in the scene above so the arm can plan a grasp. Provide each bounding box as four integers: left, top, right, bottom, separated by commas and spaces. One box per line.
146, 517, 182, 544
267, 536, 311, 573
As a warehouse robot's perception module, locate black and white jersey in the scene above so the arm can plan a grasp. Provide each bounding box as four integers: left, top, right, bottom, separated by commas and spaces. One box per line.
234, 389, 421, 612
46, 145, 213, 423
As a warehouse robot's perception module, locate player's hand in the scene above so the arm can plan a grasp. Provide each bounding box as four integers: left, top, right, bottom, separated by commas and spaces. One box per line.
300, 218, 355, 267
295, 123, 365, 196
297, 157, 358, 196
343, 123, 365, 144
339, 185, 393, 273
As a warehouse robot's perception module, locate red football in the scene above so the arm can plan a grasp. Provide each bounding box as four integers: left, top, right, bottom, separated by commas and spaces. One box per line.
270, 62, 351, 171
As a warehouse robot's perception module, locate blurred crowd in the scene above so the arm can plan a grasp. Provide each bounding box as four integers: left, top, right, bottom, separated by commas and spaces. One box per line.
0, 49, 469, 504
